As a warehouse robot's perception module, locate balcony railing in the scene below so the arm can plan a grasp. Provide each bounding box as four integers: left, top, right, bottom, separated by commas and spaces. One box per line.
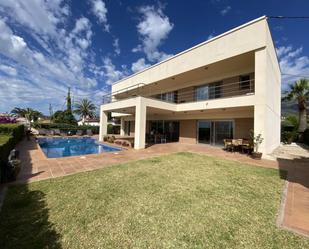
102, 79, 254, 104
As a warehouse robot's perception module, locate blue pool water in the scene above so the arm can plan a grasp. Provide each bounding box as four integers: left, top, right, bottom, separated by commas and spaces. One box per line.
38, 137, 121, 158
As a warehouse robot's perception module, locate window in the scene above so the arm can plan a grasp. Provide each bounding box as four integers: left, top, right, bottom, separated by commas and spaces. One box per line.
196, 81, 222, 101
196, 85, 209, 101
239, 75, 251, 90
209, 81, 222, 99
159, 91, 177, 103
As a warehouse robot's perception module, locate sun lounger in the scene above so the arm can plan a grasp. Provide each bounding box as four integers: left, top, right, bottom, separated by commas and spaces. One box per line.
53, 129, 61, 136
86, 129, 93, 136
76, 130, 83, 136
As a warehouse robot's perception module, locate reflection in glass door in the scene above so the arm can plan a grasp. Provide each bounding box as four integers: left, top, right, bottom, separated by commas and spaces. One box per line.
198, 120, 233, 146
198, 121, 212, 144
214, 121, 233, 146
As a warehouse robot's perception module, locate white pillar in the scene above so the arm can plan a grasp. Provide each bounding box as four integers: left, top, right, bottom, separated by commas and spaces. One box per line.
99, 108, 108, 141
254, 48, 281, 154
120, 118, 125, 136
134, 97, 146, 149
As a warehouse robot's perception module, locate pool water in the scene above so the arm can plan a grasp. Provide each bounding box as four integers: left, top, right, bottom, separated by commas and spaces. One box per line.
38, 137, 121, 158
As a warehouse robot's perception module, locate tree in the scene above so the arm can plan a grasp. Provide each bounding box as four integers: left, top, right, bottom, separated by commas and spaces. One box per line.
50, 88, 77, 125
74, 99, 96, 124
11, 107, 43, 128
283, 78, 309, 132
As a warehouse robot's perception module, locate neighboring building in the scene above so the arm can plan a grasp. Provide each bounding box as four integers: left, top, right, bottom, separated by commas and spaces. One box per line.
99, 16, 281, 154
78, 118, 100, 126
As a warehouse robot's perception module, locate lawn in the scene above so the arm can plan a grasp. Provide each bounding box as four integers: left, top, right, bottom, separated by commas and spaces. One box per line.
0, 152, 308, 248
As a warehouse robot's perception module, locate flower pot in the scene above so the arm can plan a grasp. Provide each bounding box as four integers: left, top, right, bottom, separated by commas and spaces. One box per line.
251, 152, 262, 160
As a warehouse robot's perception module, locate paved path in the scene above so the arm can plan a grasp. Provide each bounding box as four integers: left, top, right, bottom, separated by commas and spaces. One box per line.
8, 138, 309, 237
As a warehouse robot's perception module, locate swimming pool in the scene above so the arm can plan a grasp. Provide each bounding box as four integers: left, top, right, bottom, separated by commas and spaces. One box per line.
38, 137, 121, 158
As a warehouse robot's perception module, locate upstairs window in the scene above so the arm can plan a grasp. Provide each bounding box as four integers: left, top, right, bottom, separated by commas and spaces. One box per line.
196, 85, 209, 101
160, 91, 177, 103
209, 81, 222, 99
239, 75, 251, 90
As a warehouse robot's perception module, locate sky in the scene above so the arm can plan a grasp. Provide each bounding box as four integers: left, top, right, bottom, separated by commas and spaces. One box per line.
0, 0, 309, 115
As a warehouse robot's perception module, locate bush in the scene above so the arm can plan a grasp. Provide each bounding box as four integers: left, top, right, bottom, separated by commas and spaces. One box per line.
0, 124, 24, 183
0, 124, 24, 145
304, 129, 309, 145
33, 123, 100, 135
281, 130, 298, 144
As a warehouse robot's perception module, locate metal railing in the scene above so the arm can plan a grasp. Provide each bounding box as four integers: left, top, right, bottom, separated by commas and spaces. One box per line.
102, 79, 255, 104
102, 83, 147, 104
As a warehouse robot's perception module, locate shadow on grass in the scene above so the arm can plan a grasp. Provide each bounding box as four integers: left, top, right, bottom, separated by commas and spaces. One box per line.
0, 184, 62, 249
277, 156, 309, 189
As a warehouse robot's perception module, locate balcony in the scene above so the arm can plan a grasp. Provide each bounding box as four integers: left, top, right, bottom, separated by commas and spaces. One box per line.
102, 78, 255, 105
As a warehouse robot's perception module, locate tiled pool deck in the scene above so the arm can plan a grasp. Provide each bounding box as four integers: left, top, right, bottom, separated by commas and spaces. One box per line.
8, 137, 309, 237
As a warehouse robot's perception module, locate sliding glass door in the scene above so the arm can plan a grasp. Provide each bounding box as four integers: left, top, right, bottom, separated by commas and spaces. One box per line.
198, 120, 233, 146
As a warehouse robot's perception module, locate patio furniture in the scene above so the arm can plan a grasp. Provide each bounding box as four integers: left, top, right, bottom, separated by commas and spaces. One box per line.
86, 129, 93, 136
38, 129, 47, 136
53, 129, 61, 136
76, 130, 83, 136
60, 130, 67, 136
223, 139, 233, 151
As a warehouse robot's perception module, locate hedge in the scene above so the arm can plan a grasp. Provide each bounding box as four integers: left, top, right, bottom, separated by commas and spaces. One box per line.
304, 129, 309, 145
0, 124, 24, 183
33, 123, 100, 134
0, 124, 24, 145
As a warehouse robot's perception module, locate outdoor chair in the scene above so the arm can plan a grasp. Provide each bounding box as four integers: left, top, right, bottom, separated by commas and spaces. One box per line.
60, 130, 67, 136
38, 129, 47, 136
76, 130, 83, 136
223, 139, 233, 151
53, 129, 61, 136
86, 129, 93, 136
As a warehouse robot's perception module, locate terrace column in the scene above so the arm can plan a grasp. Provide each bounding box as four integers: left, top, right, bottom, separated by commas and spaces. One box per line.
134, 97, 146, 149
254, 48, 281, 155
120, 118, 125, 136
99, 108, 108, 141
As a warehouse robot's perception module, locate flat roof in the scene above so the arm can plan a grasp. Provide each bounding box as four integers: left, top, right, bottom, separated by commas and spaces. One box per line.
112, 16, 267, 86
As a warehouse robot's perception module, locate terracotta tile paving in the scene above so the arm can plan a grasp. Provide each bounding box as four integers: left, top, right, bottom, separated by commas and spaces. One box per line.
3, 138, 307, 237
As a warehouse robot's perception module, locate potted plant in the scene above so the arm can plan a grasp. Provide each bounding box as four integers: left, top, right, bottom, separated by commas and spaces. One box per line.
250, 130, 264, 159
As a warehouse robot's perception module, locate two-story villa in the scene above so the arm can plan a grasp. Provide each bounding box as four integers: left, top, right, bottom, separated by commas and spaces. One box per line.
99, 16, 281, 155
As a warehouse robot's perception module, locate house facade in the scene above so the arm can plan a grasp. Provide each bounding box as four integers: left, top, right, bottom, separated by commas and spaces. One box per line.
99, 16, 281, 155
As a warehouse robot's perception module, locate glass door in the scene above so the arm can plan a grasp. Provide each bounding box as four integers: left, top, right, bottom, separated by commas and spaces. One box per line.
198, 121, 212, 144
198, 120, 233, 146
213, 121, 233, 146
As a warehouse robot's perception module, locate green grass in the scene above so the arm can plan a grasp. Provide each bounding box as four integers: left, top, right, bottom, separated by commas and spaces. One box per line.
0, 152, 308, 248
0, 134, 12, 145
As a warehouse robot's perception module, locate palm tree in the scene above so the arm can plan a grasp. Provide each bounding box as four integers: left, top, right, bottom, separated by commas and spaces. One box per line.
74, 99, 96, 124
11, 107, 27, 117
283, 78, 309, 132
11, 107, 43, 127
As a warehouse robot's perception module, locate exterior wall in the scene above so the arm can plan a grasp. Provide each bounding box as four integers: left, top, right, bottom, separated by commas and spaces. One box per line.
179, 120, 197, 144
112, 17, 267, 93
234, 118, 254, 139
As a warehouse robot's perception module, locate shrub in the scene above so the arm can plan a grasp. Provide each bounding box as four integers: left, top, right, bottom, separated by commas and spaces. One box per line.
0, 124, 24, 183
0, 124, 24, 145
304, 129, 309, 145
33, 123, 100, 135
281, 130, 298, 144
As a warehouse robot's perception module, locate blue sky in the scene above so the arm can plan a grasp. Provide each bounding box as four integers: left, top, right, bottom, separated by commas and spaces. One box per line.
0, 0, 309, 114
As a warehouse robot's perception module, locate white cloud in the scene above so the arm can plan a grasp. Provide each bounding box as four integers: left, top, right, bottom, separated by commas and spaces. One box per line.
277, 45, 309, 88
131, 58, 151, 73
102, 57, 128, 84
220, 6, 231, 16
134, 5, 174, 62
0, 64, 17, 76
90, 0, 109, 32
0, 0, 68, 37
113, 38, 121, 55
